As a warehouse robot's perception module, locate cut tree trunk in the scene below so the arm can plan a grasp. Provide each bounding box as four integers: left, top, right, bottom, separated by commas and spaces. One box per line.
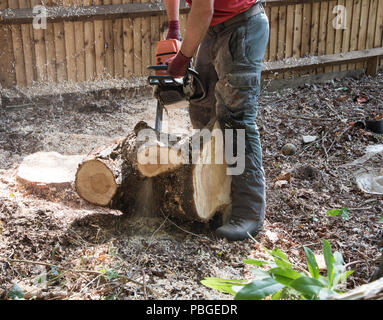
74, 120, 232, 222
16, 152, 85, 201
75, 131, 148, 214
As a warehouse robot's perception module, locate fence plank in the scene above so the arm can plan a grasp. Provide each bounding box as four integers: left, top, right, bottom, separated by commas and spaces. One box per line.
325, 0, 336, 73
356, 0, 370, 69
133, 0, 142, 74
277, 4, 286, 60
103, 0, 114, 77
63, 0, 77, 82
73, 19, 85, 82
293, 3, 302, 58
375, 0, 383, 67
275, 4, 286, 79
141, 0, 151, 75
333, 0, 344, 72
0, 1, 16, 87
301, 2, 312, 57
123, 0, 134, 77
45, 0, 58, 83
112, 0, 124, 78
83, 0, 95, 81
19, 0, 35, 86
264, 5, 270, 61
8, 0, 27, 87
310, 0, 320, 56
53, 20, 67, 82
317, 0, 328, 73
285, 4, 295, 59
366, 0, 378, 49
269, 6, 279, 61
348, 0, 361, 70
94, 0, 106, 79
340, 0, 353, 71
30, 0, 47, 82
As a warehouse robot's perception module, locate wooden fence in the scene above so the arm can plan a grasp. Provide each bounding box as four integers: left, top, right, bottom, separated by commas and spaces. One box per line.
0, 0, 382, 88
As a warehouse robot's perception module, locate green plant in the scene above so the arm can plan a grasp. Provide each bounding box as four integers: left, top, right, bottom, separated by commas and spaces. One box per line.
201, 239, 353, 300
326, 207, 349, 220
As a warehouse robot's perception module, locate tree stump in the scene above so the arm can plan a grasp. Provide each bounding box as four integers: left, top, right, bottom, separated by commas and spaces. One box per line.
74, 120, 232, 222
16, 151, 85, 201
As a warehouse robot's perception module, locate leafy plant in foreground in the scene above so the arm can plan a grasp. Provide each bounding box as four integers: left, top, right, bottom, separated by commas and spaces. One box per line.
201, 239, 354, 300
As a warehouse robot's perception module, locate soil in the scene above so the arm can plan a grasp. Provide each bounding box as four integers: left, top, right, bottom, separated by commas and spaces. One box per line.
0, 71, 383, 300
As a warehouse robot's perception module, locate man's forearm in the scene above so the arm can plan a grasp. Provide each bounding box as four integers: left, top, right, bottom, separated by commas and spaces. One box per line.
164, 0, 180, 21
181, 0, 214, 57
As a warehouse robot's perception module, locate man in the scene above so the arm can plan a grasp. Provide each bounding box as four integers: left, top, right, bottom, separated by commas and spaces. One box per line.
164, 0, 269, 241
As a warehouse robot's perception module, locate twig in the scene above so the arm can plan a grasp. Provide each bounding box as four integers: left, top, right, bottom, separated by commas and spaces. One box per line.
0, 257, 161, 298
279, 114, 336, 122
324, 101, 344, 121
344, 260, 364, 269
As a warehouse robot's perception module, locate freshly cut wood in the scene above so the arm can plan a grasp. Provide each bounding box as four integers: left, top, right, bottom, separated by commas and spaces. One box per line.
75, 120, 232, 222
75, 134, 137, 210
153, 122, 232, 222
74, 122, 178, 213
16, 152, 85, 198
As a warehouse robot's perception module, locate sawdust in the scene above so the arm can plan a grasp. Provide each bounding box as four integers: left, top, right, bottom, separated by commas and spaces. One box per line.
0, 71, 383, 300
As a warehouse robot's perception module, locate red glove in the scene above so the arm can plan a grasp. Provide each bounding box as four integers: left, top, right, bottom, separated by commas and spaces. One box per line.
166, 50, 192, 78
166, 20, 181, 40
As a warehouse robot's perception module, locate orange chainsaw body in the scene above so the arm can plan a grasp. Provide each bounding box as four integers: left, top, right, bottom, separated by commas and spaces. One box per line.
154, 39, 182, 76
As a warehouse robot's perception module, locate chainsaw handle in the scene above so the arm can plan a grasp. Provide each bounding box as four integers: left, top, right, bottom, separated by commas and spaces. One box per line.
147, 64, 168, 71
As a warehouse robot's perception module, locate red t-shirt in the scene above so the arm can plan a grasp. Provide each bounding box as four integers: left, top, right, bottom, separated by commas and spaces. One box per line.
185, 0, 258, 26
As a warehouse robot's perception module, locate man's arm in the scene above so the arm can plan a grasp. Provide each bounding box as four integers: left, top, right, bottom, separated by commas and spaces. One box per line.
180, 0, 214, 58
166, 0, 214, 77
164, 0, 180, 21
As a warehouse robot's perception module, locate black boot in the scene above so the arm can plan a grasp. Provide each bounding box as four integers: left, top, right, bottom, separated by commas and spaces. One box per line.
215, 216, 264, 241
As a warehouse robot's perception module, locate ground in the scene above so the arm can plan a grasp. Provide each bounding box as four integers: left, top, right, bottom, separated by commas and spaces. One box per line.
0, 71, 382, 300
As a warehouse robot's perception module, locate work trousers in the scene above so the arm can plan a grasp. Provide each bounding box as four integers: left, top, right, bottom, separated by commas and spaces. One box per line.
189, 4, 269, 222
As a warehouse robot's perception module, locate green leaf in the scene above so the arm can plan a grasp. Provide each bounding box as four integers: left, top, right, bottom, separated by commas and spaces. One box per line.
326, 208, 349, 220
106, 269, 118, 280
288, 276, 325, 300
234, 278, 285, 300
332, 251, 345, 286
8, 283, 24, 300
270, 248, 291, 269
322, 240, 335, 287
379, 216, 383, 223
337, 270, 354, 285
250, 268, 272, 280
318, 288, 339, 300
271, 289, 283, 300
243, 259, 270, 266
201, 277, 246, 296
269, 267, 302, 286
304, 246, 320, 279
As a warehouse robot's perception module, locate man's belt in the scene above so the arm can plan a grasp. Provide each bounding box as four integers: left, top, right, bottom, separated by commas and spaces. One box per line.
210, 1, 264, 33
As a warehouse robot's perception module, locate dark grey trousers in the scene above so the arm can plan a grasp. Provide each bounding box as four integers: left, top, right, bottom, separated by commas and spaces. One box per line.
189, 6, 269, 222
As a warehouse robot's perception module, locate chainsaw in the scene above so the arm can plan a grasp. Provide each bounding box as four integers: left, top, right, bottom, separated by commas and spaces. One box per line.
147, 39, 206, 131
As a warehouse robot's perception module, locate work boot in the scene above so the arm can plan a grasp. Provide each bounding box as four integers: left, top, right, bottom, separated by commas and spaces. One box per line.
215, 216, 263, 241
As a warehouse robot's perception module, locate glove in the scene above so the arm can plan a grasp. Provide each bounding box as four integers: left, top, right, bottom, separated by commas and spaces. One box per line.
166, 50, 192, 78
166, 20, 181, 40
